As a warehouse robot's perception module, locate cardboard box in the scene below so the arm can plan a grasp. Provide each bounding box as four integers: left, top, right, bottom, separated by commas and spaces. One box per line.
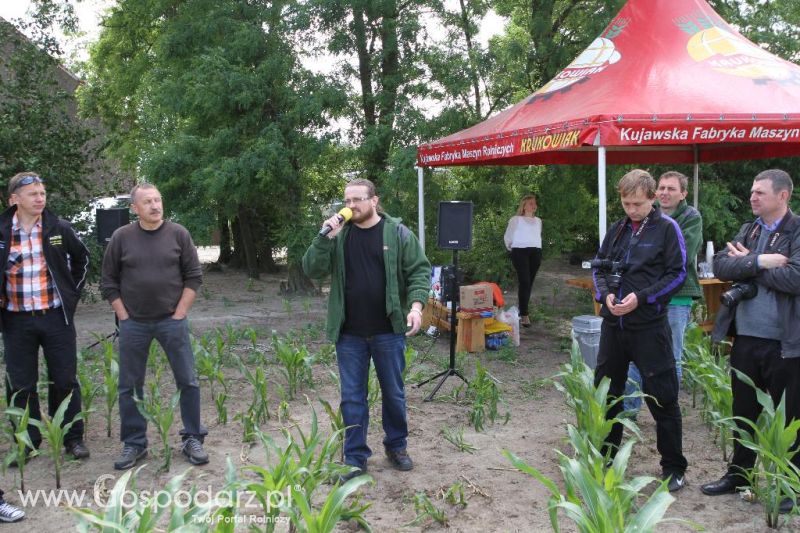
460, 284, 492, 311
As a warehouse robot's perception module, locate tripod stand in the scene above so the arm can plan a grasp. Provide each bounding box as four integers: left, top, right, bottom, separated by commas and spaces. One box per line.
84, 314, 119, 351
417, 249, 468, 401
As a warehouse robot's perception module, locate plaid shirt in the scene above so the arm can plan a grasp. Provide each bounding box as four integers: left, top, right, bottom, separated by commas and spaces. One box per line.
4, 213, 61, 311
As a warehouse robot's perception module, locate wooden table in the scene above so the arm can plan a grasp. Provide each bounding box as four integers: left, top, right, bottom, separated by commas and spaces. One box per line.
565, 277, 601, 316
699, 278, 732, 332
421, 298, 485, 353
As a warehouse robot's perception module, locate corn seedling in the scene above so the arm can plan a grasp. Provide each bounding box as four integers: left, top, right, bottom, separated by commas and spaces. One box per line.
441, 426, 477, 454
76, 356, 100, 436
70, 465, 228, 532
466, 360, 509, 431
505, 425, 689, 533
730, 370, 800, 529
236, 410, 258, 444
282, 298, 293, 314
237, 356, 271, 422
405, 492, 448, 527
134, 389, 180, 472
287, 476, 372, 533
3, 398, 36, 492
278, 400, 291, 424
401, 346, 417, 381
214, 390, 228, 425
683, 326, 735, 460
441, 482, 467, 507
28, 393, 83, 488
101, 339, 119, 438
554, 343, 641, 453
319, 397, 345, 462
302, 297, 312, 318
272, 333, 314, 400
193, 335, 226, 399
315, 344, 336, 366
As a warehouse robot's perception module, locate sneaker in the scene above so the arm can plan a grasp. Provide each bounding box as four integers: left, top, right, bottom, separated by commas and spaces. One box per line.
181, 437, 209, 465
385, 448, 414, 471
338, 464, 367, 484
0, 499, 24, 523
65, 440, 90, 460
520, 316, 531, 328
663, 472, 686, 493
114, 445, 147, 470
779, 497, 798, 514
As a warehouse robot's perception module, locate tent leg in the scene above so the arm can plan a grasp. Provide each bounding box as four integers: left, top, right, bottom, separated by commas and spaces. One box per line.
417, 166, 425, 251
598, 146, 607, 244
693, 145, 699, 209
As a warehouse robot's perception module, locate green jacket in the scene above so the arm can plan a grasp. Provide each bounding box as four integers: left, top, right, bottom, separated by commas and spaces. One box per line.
666, 199, 703, 300
302, 214, 431, 343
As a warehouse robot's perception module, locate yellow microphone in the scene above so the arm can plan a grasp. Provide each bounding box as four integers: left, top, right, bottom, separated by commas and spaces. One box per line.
319, 207, 353, 236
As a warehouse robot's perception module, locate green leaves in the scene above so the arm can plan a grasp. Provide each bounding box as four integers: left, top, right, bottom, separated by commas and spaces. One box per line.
134, 389, 181, 472
28, 393, 83, 489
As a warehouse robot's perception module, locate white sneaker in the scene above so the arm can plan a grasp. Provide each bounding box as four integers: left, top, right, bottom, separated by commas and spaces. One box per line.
0, 500, 25, 522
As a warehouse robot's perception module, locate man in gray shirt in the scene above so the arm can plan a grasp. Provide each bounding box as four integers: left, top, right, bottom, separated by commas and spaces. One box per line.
101, 183, 207, 470
701, 169, 800, 515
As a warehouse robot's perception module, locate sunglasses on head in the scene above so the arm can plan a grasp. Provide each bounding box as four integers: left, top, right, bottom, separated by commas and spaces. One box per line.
11, 175, 45, 193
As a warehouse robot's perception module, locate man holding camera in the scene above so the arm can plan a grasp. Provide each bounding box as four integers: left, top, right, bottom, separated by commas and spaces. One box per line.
592, 169, 688, 492
701, 170, 800, 512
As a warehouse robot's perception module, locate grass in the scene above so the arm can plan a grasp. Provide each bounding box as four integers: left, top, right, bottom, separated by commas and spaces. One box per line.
441, 426, 477, 454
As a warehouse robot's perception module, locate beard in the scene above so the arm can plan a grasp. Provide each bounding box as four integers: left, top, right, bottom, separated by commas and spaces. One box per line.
350, 203, 375, 224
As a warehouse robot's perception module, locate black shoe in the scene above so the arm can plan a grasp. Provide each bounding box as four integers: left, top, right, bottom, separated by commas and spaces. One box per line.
181, 437, 209, 465
338, 464, 367, 484
662, 472, 686, 493
779, 497, 798, 515
114, 445, 147, 470
700, 474, 746, 496
65, 440, 90, 460
0, 499, 24, 523
385, 448, 413, 471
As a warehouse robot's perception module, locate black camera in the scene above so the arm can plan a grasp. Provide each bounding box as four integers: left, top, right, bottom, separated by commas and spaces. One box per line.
720, 282, 758, 308
590, 259, 627, 293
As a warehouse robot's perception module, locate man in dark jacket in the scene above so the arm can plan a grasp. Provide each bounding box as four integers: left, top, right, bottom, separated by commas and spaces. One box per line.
0, 172, 90, 461
625, 171, 703, 411
701, 169, 800, 513
303, 178, 430, 482
592, 169, 688, 492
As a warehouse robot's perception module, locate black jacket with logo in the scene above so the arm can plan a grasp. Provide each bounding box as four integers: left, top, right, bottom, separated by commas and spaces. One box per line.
593, 206, 687, 330
712, 210, 800, 358
0, 205, 90, 329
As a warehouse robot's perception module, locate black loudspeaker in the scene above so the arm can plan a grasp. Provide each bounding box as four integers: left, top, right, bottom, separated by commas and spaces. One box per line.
96, 208, 130, 245
437, 201, 473, 250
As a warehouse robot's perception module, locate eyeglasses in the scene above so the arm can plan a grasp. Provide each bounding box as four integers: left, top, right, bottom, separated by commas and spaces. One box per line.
343, 196, 372, 206
11, 175, 45, 193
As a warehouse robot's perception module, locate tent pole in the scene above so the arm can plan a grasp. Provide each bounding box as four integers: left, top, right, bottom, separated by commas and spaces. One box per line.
417, 166, 425, 251
693, 145, 699, 208
598, 146, 607, 243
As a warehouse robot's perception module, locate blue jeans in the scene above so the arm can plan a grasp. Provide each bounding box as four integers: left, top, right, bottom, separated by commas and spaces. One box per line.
335, 333, 408, 468
118, 317, 207, 448
624, 304, 691, 412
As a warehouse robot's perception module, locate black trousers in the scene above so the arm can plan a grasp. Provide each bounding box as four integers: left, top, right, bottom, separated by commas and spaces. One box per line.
595, 320, 688, 475
727, 335, 800, 480
510, 247, 542, 316
2, 309, 83, 447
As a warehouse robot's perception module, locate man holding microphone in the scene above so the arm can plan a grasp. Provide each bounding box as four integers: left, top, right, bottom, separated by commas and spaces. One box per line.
303, 178, 430, 481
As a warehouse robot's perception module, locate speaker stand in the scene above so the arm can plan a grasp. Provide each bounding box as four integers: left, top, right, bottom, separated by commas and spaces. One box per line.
417, 249, 469, 401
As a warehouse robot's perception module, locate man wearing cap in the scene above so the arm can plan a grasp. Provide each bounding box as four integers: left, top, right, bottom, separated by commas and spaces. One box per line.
0, 172, 90, 462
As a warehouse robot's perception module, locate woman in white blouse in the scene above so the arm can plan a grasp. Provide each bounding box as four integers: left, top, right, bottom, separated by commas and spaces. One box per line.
504, 194, 542, 327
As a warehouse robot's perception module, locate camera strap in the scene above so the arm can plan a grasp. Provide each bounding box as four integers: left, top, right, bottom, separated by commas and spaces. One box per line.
746, 210, 795, 252
610, 213, 651, 262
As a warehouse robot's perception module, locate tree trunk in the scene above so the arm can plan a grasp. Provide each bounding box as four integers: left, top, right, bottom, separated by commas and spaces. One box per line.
237, 207, 260, 279
218, 211, 232, 264
282, 262, 318, 295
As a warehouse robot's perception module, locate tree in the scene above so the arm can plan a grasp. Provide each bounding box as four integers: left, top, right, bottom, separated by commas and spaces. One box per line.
82, 0, 343, 290
0, 1, 94, 215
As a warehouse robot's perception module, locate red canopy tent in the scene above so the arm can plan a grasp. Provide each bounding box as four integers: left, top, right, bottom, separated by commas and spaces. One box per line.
416, 0, 800, 245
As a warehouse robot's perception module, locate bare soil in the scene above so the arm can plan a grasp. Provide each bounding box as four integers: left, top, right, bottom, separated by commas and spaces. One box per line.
1, 256, 796, 532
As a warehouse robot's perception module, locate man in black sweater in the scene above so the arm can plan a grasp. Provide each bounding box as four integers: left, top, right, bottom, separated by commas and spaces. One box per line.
101, 183, 207, 470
